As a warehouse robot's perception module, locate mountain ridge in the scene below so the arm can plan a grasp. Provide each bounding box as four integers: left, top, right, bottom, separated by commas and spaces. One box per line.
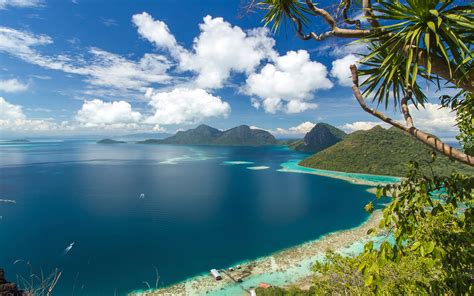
289, 123, 347, 153
137, 124, 277, 146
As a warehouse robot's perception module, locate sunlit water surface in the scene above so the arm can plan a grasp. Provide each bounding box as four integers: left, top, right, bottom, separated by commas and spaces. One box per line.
0, 141, 389, 295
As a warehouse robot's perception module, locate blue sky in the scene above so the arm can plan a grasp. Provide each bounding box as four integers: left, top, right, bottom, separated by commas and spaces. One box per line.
0, 0, 458, 139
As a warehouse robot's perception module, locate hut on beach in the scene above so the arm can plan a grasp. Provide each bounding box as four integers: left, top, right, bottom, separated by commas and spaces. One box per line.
209, 269, 222, 280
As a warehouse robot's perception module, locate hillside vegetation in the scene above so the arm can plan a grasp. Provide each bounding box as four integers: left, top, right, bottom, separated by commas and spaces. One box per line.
289, 123, 346, 153
137, 124, 277, 146
300, 126, 474, 177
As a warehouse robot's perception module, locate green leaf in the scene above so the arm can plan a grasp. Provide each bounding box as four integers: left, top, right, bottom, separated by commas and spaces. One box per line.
427, 21, 436, 33
365, 201, 374, 213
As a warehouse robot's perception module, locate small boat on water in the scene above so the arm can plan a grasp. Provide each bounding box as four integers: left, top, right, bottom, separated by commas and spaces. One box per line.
62, 242, 75, 255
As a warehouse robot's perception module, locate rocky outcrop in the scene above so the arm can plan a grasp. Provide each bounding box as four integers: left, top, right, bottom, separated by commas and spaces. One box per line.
0, 269, 23, 296
290, 123, 347, 153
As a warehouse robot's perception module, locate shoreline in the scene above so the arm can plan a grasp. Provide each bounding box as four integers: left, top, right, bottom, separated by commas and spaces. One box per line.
130, 161, 396, 296
278, 159, 401, 187
130, 211, 383, 296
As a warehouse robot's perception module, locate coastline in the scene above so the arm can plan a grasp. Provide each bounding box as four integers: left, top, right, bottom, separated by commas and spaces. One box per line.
130, 211, 383, 296
278, 159, 401, 186
130, 160, 396, 296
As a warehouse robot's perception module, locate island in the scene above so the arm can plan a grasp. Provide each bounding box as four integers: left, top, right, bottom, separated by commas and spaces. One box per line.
299, 126, 474, 177
288, 123, 347, 153
96, 139, 126, 144
8, 139, 31, 143
137, 124, 277, 146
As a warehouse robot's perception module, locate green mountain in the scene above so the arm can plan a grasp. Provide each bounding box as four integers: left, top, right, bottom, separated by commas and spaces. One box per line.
97, 139, 125, 144
137, 124, 277, 146
213, 125, 277, 146
300, 126, 474, 177
164, 124, 223, 145
289, 123, 347, 153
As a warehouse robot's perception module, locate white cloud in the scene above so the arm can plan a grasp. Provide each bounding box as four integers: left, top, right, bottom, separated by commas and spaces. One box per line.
341, 121, 388, 133
0, 78, 28, 92
331, 42, 367, 57
145, 87, 230, 125
132, 12, 182, 55
0, 97, 67, 131
75, 99, 142, 128
274, 121, 316, 135
245, 50, 332, 113
0, 0, 42, 9
101, 18, 118, 27
330, 54, 359, 87
178, 15, 276, 89
0, 96, 25, 120
408, 103, 457, 135
0, 27, 171, 91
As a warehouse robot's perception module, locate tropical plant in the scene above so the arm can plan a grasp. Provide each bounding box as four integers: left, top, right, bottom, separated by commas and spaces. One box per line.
250, 0, 474, 294
252, 0, 473, 166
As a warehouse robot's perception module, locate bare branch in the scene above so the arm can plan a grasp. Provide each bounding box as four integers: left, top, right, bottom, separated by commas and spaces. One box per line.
362, 0, 380, 28
350, 64, 474, 166
341, 0, 361, 29
400, 90, 414, 128
291, 0, 372, 41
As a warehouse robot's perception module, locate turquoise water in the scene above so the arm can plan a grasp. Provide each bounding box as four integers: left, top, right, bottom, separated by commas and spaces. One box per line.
279, 159, 401, 184
0, 142, 389, 295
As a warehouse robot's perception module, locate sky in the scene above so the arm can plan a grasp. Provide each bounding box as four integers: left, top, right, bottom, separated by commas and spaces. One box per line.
0, 0, 459, 139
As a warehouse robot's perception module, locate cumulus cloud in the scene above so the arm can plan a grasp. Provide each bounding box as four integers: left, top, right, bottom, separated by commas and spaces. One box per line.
330, 54, 359, 87
178, 15, 276, 89
245, 50, 332, 113
0, 0, 42, 9
132, 12, 182, 54
341, 121, 388, 133
408, 103, 457, 135
145, 87, 230, 125
342, 103, 457, 136
0, 78, 28, 92
75, 99, 142, 128
0, 96, 25, 120
274, 121, 316, 135
0, 97, 68, 131
0, 27, 171, 91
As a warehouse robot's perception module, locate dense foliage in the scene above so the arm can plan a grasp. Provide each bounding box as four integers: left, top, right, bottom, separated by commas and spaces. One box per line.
254, 0, 474, 294
289, 123, 347, 153
310, 160, 474, 294
299, 126, 474, 177
137, 124, 277, 146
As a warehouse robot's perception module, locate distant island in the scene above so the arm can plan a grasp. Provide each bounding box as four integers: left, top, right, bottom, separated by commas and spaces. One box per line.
137, 124, 277, 146
288, 123, 347, 153
97, 139, 126, 144
8, 139, 31, 143
115, 132, 172, 141
299, 126, 474, 177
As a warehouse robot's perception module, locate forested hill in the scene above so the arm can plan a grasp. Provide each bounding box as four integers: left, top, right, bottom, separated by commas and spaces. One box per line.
289, 123, 347, 153
137, 124, 277, 146
299, 126, 474, 177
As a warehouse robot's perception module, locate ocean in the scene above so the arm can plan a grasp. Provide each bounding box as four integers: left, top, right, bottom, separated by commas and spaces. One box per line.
0, 141, 393, 295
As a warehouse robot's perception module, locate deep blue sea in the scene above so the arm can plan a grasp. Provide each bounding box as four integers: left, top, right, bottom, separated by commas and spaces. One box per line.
0, 141, 388, 295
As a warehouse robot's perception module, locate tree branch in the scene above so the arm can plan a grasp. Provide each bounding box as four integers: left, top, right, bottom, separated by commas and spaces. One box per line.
362, 0, 380, 28
404, 46, 474, 93
400, 90, 414, 128
290, 0, 371, 42
350, 64, 474, 166
341, 0, 361, 29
